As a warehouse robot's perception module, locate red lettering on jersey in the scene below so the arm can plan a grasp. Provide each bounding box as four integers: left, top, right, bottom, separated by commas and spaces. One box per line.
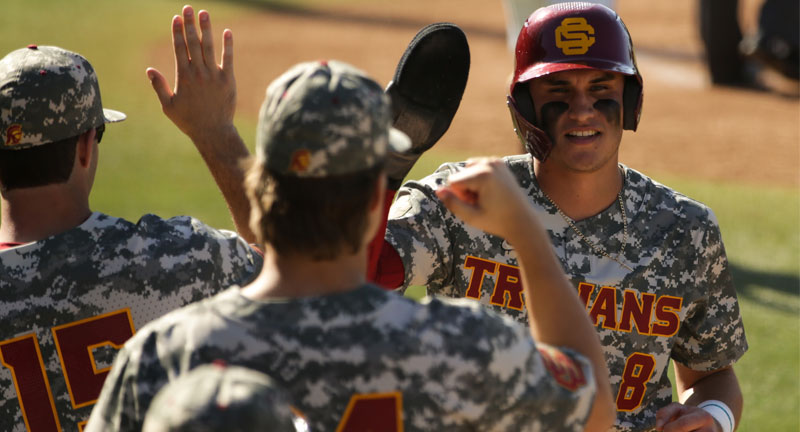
616, 352, 656, 411
336, 392, 403, 432
0, 333, 62, 432
589, 286, 618, 330
580, 283, 683, 336
537, 345, 587, 391
52, 309, 135, 408
463, 256, 497, 300
490, 264, 524, 311
651, 296, 682, 336
619, 291, 655, 335
577, 282, 596, 308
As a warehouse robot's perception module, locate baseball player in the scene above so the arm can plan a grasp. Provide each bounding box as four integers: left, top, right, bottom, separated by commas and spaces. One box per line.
86, 59, 615, 431
0, 10, 261, 432
371, 3, 748, 432
142, 363, 308, 432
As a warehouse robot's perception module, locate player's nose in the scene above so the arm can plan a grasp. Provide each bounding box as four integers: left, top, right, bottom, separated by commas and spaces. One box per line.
566, 91, 596, 123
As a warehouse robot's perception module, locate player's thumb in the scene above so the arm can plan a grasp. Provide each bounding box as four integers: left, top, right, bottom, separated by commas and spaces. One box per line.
146, 68, 172, 108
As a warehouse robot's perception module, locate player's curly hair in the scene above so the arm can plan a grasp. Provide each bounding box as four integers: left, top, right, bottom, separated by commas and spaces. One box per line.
245, 158, 383, 260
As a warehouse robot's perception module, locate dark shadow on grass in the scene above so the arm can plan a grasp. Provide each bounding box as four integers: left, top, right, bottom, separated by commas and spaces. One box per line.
730, 262, 800, 313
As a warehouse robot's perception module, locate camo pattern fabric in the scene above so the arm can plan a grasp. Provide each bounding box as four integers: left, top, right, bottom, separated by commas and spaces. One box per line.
256, 60, 408, 178
0, 45, 124, 149
87, 284, 596, 432
385, 153, 748, 431
0, 212, 261, 432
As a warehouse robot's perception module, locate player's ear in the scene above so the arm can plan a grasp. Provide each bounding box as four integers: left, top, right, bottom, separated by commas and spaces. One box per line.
75, 128, 96, 169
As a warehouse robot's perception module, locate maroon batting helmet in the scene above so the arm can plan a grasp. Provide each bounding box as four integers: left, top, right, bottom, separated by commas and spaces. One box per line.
507, 2, 643, 161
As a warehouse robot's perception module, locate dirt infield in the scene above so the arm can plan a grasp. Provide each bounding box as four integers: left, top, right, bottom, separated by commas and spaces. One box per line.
150, 0, 798, 187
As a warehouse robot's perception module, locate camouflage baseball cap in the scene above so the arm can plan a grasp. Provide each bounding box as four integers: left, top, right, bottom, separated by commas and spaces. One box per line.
0, 45, 125, 150
142, 363, 309, 432
255, 60, 410, 177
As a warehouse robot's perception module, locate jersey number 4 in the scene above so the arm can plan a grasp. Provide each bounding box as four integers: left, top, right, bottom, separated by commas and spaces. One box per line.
0, 309, 135, 432
336, 392, 403, 432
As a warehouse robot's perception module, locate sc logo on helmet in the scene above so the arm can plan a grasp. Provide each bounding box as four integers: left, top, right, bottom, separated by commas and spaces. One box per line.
555, 18, 595, 55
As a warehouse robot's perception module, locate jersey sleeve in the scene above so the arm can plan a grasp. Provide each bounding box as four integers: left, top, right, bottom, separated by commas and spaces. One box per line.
671, 209, 748, 370
476, 331, 596, 431
385, 166, 460, 293
423, 297, 596, 431
85, 328, 168, 432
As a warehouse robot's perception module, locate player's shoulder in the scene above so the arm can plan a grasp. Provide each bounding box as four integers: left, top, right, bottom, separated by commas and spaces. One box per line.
122, 286, 240, 354
429, 154, 532, 174
403, 160, 466, 191
82, 212, 239, 246
625, 165, 719, 225
417, 294, 532, 347
501, 153, 534, 168
0, 211, 131, 269
406, 153, 533, 190
133, 213, 260, 261
133, 213, 239, 241
366, 285, 529, 343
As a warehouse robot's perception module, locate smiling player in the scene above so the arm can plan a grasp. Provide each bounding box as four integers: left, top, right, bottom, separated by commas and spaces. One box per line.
371, 3, 748, 431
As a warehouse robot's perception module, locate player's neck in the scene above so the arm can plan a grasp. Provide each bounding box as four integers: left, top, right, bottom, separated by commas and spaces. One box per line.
533, 160, 623, 221
0, 185, 92, 243
242, 246, 368, 299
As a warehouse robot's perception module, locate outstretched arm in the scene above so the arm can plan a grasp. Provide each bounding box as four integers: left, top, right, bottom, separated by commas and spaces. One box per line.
147, 5, 255, 243
435, 158, 615, 432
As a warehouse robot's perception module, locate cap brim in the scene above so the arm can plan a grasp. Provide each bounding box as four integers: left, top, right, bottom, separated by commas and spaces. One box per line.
388, 127, 411, 153
103, 108, 127, 123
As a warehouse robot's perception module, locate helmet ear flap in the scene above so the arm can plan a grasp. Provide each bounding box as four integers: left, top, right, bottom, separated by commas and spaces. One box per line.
508, 82, 553, 161
622, 76, 642, 131
512, 84, 537, 126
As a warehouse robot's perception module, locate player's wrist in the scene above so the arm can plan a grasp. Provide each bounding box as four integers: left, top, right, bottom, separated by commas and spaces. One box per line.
697, 400, 734, 432
188, 123, 240, 149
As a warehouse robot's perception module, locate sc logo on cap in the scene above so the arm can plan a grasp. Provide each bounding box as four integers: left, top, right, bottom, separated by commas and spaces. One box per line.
288, 149, 311, 174
4, 124, 23, 147
555, 18, 596, 55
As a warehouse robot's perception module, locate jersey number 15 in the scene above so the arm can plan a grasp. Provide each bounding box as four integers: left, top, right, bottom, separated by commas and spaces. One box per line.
0, 309, 135, 432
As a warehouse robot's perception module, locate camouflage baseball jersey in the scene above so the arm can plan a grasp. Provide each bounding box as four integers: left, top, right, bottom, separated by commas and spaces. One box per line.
385, 154, 748, 431
0, 212, 261, 432
87, 284, 596, 432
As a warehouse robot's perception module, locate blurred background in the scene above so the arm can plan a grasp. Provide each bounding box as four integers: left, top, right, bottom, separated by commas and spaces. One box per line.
1, 0, 797, 430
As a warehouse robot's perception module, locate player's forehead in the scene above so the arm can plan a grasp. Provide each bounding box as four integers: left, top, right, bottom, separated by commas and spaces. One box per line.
531, 69, 623, 88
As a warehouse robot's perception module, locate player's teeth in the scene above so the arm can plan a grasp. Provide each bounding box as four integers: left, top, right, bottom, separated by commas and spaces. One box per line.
569, 130, 597, 137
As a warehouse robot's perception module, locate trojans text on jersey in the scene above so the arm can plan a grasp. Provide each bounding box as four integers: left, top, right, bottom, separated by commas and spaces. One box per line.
463, 256, 683, 337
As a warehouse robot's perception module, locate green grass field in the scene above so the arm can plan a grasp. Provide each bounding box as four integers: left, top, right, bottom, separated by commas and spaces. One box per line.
2, 1, 798, 430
